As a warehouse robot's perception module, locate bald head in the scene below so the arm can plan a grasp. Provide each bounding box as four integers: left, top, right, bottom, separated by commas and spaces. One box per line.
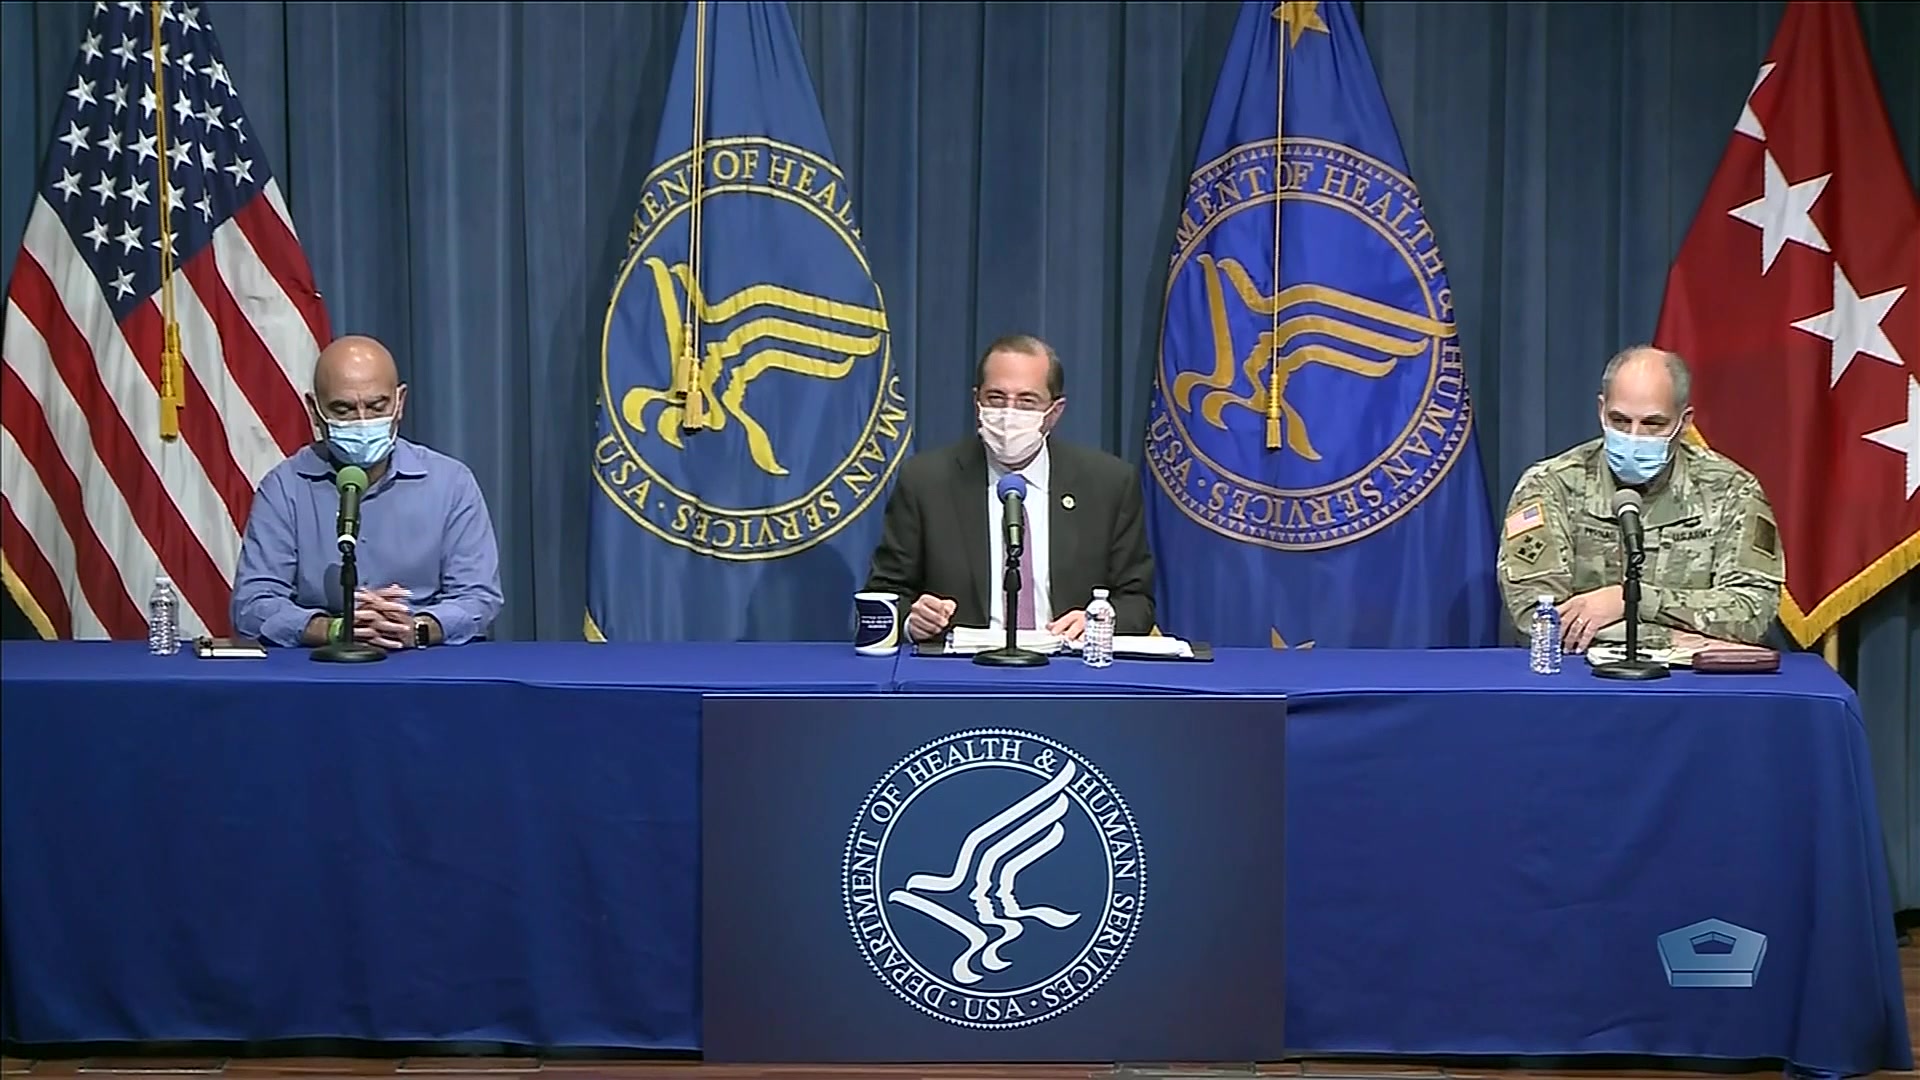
309, 335, 405, 431
1598, 345, 1691, 438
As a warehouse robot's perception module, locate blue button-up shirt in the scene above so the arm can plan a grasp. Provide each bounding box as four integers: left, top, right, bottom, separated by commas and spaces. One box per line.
230, 438, 504, 647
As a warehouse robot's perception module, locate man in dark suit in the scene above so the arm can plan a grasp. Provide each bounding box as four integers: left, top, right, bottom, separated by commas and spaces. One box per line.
863, 334, 1155, 643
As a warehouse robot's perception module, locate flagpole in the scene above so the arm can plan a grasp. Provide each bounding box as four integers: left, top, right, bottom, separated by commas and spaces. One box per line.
1265, 8, 1287, 450
150, 2, 183, 440
677, 0, 711, 432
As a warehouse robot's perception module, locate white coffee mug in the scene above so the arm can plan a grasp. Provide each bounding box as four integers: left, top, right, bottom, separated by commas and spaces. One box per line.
853, 592, 902, 656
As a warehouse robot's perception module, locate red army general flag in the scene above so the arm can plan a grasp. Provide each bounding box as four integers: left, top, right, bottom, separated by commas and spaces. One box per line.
1653, 0, 1920, 647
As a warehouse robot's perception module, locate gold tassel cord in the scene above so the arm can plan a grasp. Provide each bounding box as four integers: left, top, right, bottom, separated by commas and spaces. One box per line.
152, 3, 183, 440
668, 2, 703, 412
1821, 627, 1840, 671
1265, 7, 1287, 451
677, 0, 711, 432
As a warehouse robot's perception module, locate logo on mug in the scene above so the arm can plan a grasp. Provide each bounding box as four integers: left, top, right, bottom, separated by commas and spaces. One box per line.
854, 592, 902, 655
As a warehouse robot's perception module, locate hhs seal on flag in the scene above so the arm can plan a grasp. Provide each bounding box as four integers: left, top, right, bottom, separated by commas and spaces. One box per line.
1145, 138, 1473, 551
594, 138, 911, 559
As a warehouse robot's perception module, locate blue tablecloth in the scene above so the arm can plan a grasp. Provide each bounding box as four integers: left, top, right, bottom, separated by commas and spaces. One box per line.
899, 649, 1912, 1075
2, 641, 1909, 1077
0, 642, 893, 1051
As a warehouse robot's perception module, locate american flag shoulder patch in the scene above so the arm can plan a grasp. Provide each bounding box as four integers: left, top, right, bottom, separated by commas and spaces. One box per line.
1505, 501, 1546, 540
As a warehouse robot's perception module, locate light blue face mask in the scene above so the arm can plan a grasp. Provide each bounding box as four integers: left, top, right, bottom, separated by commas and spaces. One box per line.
326, 416, 397, 467
1604, 427, 1674, 485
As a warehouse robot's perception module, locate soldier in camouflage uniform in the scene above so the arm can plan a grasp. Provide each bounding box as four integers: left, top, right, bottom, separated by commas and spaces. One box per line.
1496, 346, 1785, 653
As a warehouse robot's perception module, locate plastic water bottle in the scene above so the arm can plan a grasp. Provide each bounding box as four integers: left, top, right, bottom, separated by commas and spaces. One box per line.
1528, 594, 1561, 675
147, 574, 179, 656
1083, 588, 1116, 669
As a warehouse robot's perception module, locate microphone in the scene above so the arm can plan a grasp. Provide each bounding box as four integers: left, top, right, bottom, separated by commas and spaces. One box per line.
1611, 488, 1644, 557
313, 462, 386, 665
996, 474, 1028, 554
335, 465, 369, 554
975, 472, 1048, 667
1593, 486, 1668, 681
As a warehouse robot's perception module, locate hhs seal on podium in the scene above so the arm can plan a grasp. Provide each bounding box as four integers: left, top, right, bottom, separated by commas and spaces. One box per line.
843, 729, 1146, 1029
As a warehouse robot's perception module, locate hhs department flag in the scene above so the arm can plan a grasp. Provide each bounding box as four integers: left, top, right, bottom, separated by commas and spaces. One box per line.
1141, 0, 1500, 649
587, 0, 911, 642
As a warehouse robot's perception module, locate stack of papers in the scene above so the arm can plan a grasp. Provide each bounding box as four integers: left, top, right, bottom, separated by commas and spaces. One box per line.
941, 628, 1196, 660
945, 628, 1068, 655
1111, 635, 1195, 658
1584, 634, 1772, 669
1583, 643, 1687, 667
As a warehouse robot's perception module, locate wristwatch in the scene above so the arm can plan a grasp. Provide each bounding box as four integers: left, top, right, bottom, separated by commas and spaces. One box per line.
413, 616, 431, 648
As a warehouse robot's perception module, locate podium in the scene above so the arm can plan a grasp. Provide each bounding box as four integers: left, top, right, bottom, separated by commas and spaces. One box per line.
700, 692, 1287, 1063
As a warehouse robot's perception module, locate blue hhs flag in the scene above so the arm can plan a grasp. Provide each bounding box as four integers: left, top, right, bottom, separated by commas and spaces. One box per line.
1141, 0, 1500, 649
588, 1, 912, 642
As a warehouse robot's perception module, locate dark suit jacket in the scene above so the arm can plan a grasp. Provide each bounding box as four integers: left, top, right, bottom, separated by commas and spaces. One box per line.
863, 437, 1156, 637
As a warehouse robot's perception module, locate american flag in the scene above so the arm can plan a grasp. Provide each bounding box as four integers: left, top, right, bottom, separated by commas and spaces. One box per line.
2, 0, 330, 640
1503, 502, 1543, 540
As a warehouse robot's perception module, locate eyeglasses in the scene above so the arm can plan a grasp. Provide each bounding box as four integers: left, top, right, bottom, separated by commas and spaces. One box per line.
978, 391, 1051, 412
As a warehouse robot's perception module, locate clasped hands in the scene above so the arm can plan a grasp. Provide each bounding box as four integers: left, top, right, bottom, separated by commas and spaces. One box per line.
906, 593, 1088, 644
352, 583, 417, 651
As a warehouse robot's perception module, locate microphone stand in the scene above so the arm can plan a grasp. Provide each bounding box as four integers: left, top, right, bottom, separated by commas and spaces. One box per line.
312, 534, 385, 664
973, 532, 1048, 668
1591, 545, 1667, 681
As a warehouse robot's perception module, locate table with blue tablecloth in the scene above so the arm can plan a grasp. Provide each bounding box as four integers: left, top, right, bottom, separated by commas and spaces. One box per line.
896, 648, 1913, 1075
0, 642, 891, 1052
1, 641, 1909, 1077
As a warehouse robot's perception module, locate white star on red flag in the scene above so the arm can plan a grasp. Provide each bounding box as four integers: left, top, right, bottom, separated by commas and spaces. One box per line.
1727, 150, 1831, 274
1863, 377, 1920, 499
1790, 264, 1906, 387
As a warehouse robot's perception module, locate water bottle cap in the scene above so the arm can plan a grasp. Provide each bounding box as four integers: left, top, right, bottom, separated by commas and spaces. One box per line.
1536, 593, 1554, 604
1092, 588, 1109, 599
156, 575, 174, 587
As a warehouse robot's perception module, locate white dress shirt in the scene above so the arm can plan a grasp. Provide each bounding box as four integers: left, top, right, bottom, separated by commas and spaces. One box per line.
987, 444, 1052, 630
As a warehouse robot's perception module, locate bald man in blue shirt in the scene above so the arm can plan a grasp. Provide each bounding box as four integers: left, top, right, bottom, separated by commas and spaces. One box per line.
231, 335, 504, 650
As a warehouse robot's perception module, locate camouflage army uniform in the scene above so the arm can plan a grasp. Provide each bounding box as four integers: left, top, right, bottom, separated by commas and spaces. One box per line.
1495, 437, 1785, 647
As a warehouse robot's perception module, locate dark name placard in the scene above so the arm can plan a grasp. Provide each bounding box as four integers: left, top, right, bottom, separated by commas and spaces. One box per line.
701, 693, 1286, 1062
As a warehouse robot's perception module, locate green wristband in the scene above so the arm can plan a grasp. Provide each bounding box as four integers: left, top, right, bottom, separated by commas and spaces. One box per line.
328, 616, 344, 642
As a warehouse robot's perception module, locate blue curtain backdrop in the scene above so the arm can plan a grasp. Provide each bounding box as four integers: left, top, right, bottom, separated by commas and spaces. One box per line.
2, 0, 1915, 910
